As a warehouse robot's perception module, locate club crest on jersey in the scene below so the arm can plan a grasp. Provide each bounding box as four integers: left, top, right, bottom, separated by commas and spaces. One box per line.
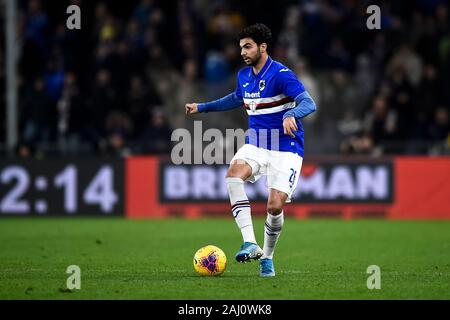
249, 101, 257, 111
259, 80, 266, 91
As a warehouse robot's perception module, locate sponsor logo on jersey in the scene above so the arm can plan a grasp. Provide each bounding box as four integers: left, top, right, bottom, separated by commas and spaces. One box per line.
244, 91, 260, 98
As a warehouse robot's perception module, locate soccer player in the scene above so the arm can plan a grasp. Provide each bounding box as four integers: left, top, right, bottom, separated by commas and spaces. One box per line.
185, 23, 317, 277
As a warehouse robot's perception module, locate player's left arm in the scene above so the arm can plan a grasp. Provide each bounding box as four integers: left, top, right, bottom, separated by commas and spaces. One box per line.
276, 69, 317, 137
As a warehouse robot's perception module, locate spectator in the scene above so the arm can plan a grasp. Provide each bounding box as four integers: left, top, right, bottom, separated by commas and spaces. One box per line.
43, 59, 65, 102
88, 69, 117, 136
133, 0, 156, 28
204, 50, 232, 99
103, 110, 133, 157
429, 107, 450, 143
56, 72, 87, 154
386, 44, 423, 87
324, 37, 352, 72
24, 0, 48, 52
15, 142, 34, 158
127, 75, 162, 138
293, 57, 320, 123
428, 106, 450, 155
21, 78, 55, 145
363, 96, 397, 151
139, 108, 172, 154
340, 132, 374, 155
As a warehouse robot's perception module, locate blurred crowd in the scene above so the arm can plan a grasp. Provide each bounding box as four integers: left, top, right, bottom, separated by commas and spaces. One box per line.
2, 0, 450, 157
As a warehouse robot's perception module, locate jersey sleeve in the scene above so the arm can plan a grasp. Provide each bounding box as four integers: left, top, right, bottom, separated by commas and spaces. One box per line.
234, 75, 243, 99
276, 69, 305, 99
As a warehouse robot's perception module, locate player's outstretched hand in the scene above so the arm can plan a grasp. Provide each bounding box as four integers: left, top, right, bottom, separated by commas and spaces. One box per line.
185, 103, 199, 115
283, 116, 297, 138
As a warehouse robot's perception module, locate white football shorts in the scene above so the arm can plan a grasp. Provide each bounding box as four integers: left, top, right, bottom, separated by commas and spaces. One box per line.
230, 144, 303, 202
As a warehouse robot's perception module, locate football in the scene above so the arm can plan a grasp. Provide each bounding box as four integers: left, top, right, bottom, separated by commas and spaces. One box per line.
193, 245, 227, 276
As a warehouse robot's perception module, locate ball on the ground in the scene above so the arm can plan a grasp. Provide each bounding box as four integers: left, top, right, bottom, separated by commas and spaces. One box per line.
193, 245, 227, 276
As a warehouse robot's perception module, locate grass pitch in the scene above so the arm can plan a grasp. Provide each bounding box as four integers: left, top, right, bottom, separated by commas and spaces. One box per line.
0, 218, 449, 299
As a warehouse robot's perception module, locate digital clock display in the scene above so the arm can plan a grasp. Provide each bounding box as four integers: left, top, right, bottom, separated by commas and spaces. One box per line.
0, 159, 124, 216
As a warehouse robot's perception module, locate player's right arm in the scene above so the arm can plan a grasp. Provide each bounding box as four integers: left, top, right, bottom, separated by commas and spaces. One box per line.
186, 76, 244, 115
185, 92, 243, 115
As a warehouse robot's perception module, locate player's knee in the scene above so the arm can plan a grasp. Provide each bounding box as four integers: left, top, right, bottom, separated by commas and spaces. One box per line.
226, 166, 240, 178
267, 200, 283, 215
226, 162, 251, 180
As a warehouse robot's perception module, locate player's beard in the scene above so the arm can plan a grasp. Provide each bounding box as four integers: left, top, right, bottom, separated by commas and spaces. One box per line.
244, 50, 262, 67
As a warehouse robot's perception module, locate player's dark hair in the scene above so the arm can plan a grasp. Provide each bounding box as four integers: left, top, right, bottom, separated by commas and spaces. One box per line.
238, 23, 272, 47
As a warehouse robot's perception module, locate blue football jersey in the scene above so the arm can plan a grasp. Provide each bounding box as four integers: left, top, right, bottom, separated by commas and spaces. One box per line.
235, 56, 306, 157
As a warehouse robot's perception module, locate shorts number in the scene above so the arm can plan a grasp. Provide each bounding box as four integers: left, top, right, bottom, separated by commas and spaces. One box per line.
289, 168, 297, 189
